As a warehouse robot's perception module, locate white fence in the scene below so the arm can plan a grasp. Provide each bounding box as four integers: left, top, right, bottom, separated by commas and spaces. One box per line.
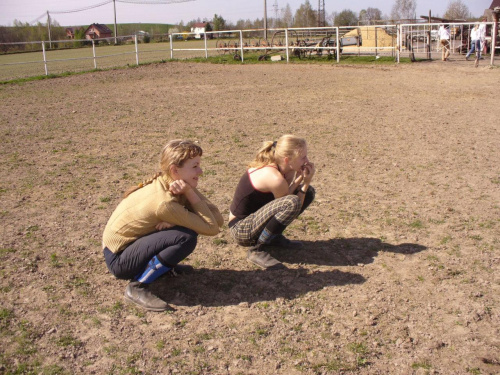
399, 22, 498, 65
0, 23, 498, 81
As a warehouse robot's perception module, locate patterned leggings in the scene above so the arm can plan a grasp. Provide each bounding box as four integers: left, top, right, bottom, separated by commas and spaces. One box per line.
230, 187, 315, 246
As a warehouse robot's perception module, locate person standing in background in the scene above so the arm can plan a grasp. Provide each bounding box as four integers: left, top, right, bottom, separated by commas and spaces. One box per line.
438, 24, 451, 61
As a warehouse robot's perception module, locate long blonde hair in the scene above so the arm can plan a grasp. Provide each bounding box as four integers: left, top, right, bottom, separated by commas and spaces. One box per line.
248, 134, 306, 168
123, 140, 203, 198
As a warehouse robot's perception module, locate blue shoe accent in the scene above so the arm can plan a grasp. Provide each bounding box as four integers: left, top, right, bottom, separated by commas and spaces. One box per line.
135, 256, 171, 284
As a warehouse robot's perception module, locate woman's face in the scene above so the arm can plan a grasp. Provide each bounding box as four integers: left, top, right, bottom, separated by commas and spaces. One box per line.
172, 155, 203, 188
288, 147, 309, 173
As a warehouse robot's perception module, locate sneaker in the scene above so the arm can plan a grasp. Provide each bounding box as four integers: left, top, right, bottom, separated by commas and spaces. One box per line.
268, 234, 304, 249
247, 244, 285, 270
124, 281, 170, 311
465, 56, 469, 61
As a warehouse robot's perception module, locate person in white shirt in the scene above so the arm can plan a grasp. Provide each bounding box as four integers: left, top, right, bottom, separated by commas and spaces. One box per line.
438, 24, 451, 61
466, 24, 481, 61
478, 17, 487, 58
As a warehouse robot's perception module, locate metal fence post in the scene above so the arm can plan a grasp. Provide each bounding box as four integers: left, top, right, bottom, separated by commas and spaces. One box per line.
42, 41, 48, 75
92, 40, 97, 69
204, 32, 208, 59
239, 30, 244, 62
336, 27, 340, 63
397, 25, 400, 63
135, 35, 139, 65
285, 29, 290, 63
170, 34, 173, 59
491, 21, 497, 66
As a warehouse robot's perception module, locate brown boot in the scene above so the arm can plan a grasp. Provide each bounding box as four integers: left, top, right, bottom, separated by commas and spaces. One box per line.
247, 244, 286, 270
124, 281, 170, 311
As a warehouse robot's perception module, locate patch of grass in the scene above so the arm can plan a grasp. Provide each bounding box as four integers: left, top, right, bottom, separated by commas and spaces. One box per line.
212, 238, 228, 246
50, 253, 61, 268
25, 224, 39, 238
440, 236, 452, 245
408, 220, 424, 229
55, 334, 82, 347
411, 360, 432, 370
0, 308, 14, 328
66, 276, 91, 295
0, 247, 16, 257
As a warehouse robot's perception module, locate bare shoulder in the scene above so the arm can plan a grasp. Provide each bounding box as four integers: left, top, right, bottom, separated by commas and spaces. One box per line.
249, 166, 288, 196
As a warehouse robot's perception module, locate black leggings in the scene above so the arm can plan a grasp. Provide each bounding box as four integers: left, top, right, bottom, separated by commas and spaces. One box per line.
103, 226, 198, 280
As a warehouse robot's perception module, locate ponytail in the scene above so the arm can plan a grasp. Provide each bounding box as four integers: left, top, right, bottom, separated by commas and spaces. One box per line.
248, 141, 277, 168
248, 135, 305, 168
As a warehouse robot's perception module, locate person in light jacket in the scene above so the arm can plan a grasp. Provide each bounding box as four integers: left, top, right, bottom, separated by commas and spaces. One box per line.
102, 140, 224, 311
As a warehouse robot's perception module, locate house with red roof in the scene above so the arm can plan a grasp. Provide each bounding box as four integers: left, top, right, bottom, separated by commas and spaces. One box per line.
84, 23, 113, 40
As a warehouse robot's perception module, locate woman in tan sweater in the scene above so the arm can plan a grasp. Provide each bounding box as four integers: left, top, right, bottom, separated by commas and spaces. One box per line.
103, 140, 223, 311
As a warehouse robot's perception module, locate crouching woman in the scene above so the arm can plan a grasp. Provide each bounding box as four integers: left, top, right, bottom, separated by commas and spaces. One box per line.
228, 134, 315, 270
102, 140, 224, 311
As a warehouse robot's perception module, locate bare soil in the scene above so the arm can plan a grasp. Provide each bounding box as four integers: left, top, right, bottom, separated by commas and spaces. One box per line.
0, 60, 499, 375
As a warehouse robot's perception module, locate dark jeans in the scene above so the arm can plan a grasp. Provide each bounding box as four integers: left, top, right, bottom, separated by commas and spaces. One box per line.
466, 40, 481, 59
103, 226, 198, 280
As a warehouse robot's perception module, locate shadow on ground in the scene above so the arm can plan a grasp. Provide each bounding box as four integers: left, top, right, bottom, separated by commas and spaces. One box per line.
155, 267, 364, 308
271, 237, 427, 266
155, 238, 425, 308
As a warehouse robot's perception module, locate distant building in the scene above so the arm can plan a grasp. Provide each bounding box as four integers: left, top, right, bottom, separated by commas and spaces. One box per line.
65, 27, 75, 39
84, 23, 113, 40
191, 22, 212, 39
485, 0, 500, 21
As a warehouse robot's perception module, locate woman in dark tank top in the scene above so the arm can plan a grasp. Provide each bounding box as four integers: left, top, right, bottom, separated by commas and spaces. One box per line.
228, 134, 316, 270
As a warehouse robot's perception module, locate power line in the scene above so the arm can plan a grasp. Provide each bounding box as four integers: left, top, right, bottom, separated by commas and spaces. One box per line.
49, 1, 113, 15
117, 0, 194, 4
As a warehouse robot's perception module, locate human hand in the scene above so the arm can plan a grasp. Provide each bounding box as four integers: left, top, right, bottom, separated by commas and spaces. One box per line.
293, 173, 304, 186
169, 180, 192, 195
301, 161, 315, 184
156, 221, 175, 231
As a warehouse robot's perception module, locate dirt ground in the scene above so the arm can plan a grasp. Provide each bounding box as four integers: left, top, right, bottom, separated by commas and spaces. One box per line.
0, 60, 499, 375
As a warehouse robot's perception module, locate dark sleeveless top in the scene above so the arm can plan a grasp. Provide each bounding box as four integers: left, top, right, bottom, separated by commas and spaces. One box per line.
229, 167, 276, 227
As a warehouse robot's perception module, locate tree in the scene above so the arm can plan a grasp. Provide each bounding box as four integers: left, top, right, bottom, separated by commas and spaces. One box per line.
280, 4, 293, 28
391, 0, 417, 21
334, 9, 358, 26
293, 0, 316, 27
444, 0, 470, 20
212, 14, 226, 31
366, 7, 383, 24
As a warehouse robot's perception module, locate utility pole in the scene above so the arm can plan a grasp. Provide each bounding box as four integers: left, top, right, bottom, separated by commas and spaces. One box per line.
47, 11, 52, 48
113, 0, 118, 44
273, 0, 279, 28
264, 0, 268, 40
317, 0, 325, 27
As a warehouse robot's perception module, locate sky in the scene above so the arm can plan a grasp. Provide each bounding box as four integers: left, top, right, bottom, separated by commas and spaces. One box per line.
0, 0, 493, 27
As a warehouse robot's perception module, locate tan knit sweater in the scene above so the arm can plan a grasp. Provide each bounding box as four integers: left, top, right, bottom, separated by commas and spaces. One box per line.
102, 175, 224, 253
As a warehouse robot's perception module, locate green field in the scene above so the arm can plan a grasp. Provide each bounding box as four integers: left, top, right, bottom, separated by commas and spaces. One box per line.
0, 40, 222, 81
